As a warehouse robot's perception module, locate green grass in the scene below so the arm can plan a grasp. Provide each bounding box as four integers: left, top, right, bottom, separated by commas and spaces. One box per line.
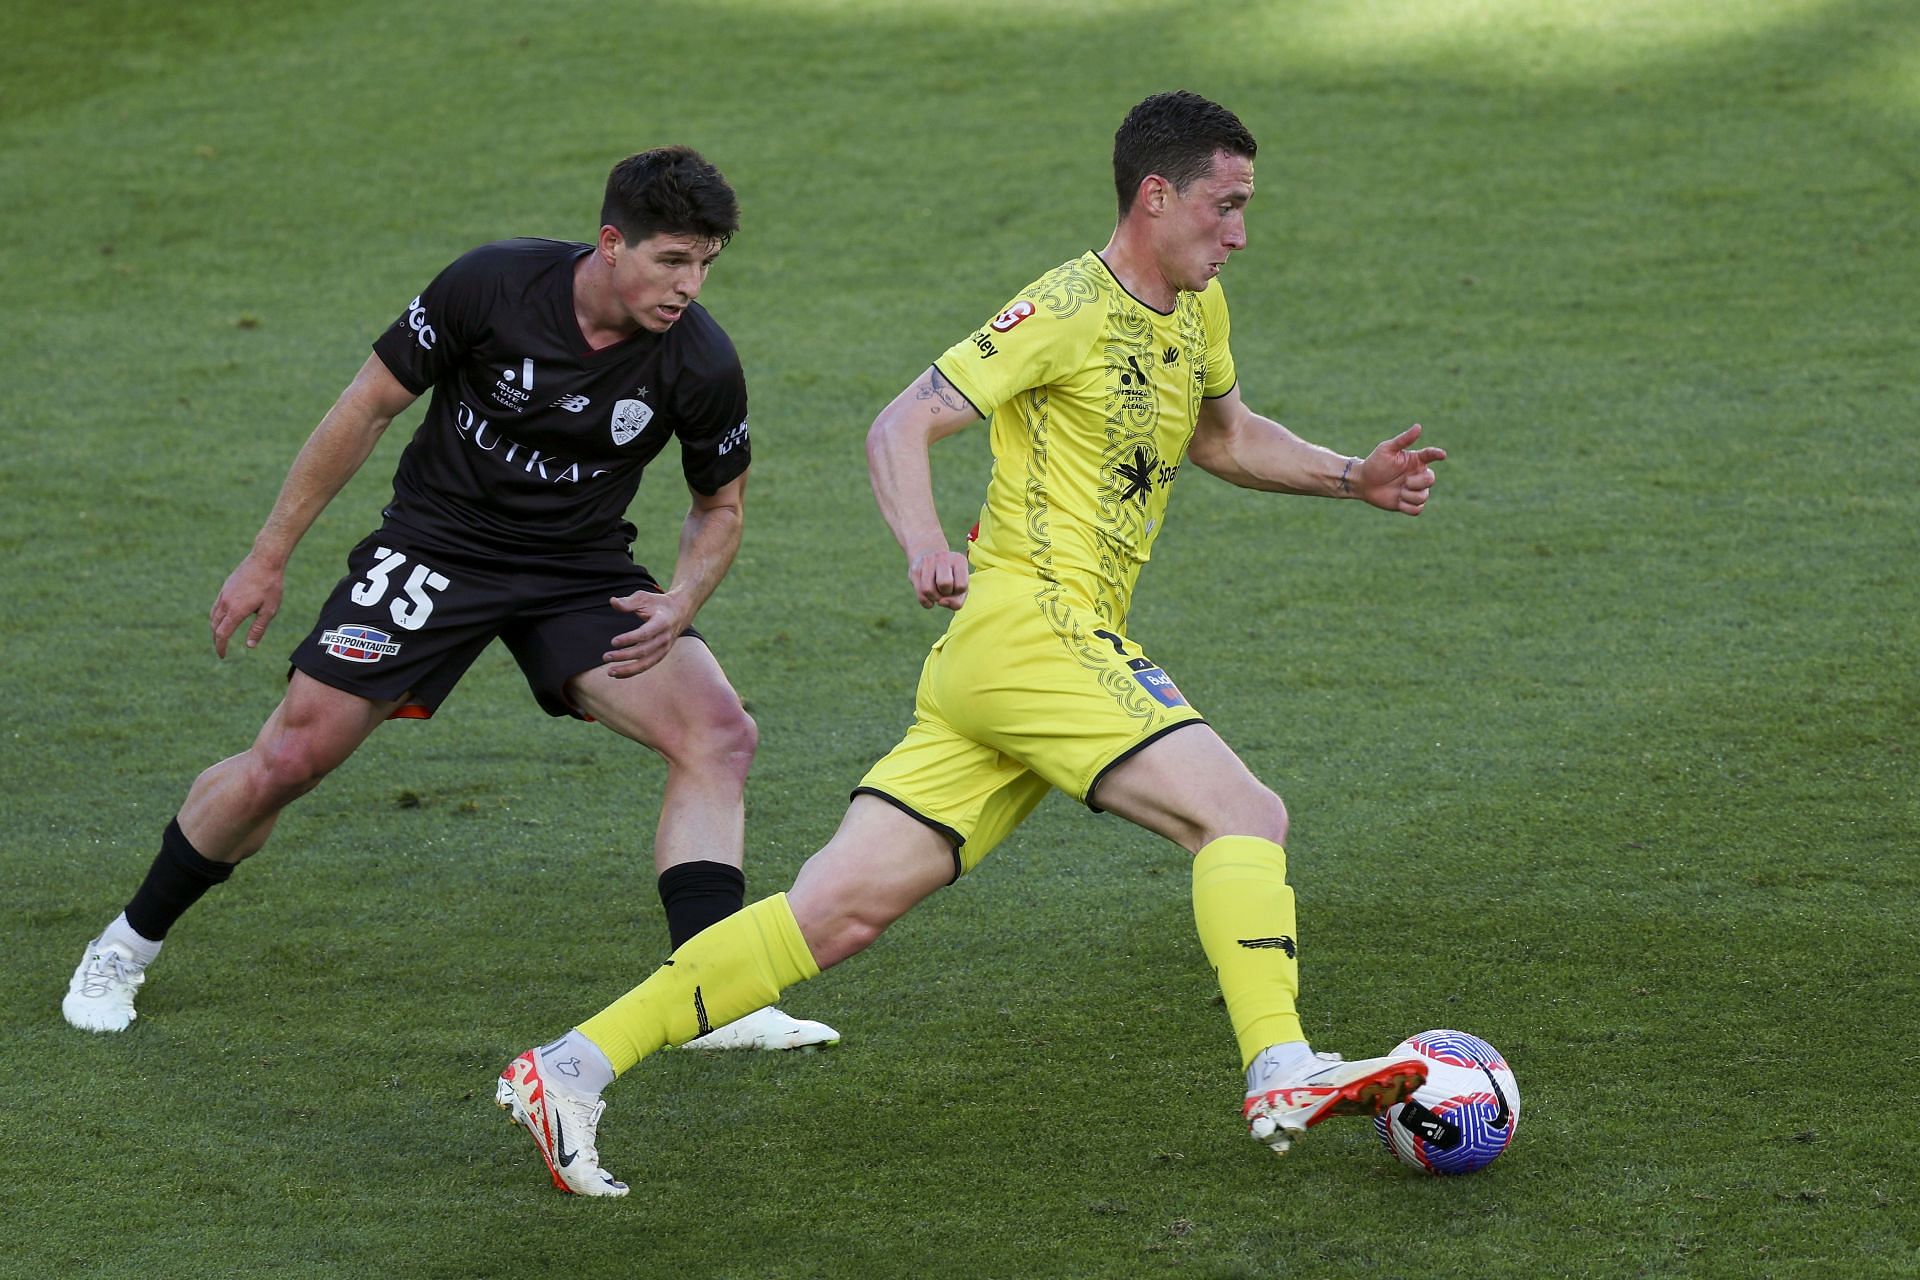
4, 1, 1917, 1276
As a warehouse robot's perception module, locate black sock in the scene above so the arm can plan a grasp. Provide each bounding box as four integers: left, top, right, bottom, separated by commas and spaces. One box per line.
657, 860, 746, 949
122, 818, 236, 942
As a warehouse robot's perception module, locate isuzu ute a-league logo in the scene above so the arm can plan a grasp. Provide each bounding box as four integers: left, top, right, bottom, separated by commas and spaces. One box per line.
320, 624, 402, 664
493, 357, 536, 410
610, 395, 654, 446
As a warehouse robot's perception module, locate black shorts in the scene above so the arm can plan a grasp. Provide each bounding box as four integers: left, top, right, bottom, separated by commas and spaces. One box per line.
288, 528, 702, 719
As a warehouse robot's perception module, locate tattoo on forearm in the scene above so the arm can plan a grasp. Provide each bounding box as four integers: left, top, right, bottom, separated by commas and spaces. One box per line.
1338, 456, 1358, 496
915, 367, 971, 415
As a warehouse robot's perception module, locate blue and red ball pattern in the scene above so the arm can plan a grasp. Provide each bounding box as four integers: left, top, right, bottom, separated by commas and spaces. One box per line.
1374, 1028, 1520, 1175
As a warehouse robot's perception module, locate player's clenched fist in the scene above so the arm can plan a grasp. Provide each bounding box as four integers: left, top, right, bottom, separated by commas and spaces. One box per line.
909, 549, 969, 610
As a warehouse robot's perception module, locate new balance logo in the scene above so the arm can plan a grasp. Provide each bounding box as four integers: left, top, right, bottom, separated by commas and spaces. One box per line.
551, 394, 591, 413
1238, 936, 1297, 957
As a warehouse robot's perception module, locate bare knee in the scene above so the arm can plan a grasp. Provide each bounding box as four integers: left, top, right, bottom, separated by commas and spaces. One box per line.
788, 807, 952, 969
1199, 785, 1289, 849
655, 703, 758, 781
240, 731, 341, 811
1249, 787, 1289, 846
807, 905, 891, 968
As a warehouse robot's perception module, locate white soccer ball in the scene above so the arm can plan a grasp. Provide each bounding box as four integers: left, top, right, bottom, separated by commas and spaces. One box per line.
1375, 1029, 1520, 1175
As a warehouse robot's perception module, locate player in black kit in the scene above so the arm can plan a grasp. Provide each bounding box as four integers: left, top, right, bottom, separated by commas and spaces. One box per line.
61, 147, 838, 1051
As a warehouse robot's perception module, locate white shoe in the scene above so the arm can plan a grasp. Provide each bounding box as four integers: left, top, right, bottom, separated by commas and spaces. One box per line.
63, 938, 149, 1033
495, 1050, 628, 1197
679, 1005, 840, 1051
1243, 1051, 1426, 1155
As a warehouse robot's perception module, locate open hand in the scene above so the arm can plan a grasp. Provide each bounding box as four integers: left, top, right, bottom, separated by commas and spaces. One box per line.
1355, 423, 1446, 515
210, 553, 287, 658
603, 588, 694, 677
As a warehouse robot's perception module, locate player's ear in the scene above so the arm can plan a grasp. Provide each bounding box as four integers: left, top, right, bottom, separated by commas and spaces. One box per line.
1138, 174, 1170, 217
597, 225, 625, 260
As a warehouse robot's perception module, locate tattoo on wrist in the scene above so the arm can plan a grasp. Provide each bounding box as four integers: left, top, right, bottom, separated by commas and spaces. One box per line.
1338, 456, 1359, 495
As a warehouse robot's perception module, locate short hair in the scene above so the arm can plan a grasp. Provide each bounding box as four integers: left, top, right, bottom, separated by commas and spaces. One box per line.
601, 146, 740, 249
1112, 91, 1258, 216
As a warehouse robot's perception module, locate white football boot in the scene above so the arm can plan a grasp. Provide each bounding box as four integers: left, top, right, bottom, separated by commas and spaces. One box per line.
496, 1050, 628, 1197
1243, 1049, 1426, 1155
679, 1005, 840, 1051
62, 938, 150, 1033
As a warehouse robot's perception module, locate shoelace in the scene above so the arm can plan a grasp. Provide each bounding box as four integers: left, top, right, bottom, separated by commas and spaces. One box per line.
79, 951, 137, 999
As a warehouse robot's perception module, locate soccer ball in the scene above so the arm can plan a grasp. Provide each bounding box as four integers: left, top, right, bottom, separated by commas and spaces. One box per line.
1374, 1029, 1519, 1175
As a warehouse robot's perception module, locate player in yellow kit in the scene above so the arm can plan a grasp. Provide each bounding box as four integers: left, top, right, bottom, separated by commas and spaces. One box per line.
496, 91, 1448, 1196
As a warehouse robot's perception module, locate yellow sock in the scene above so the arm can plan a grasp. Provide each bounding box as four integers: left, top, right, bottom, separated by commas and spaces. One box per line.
1192, 836, 1304, 1070
579, 893, 820, 1077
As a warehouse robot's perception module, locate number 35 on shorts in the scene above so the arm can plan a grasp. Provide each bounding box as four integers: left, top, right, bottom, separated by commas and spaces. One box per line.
349, 546, 451, 631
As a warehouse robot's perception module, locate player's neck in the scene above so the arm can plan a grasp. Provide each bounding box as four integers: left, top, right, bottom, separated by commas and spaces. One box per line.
1098, 229, 1177, 314
572, 254, 640, 351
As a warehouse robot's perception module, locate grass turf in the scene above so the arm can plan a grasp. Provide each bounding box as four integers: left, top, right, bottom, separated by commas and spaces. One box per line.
3, 1, 1916, 1276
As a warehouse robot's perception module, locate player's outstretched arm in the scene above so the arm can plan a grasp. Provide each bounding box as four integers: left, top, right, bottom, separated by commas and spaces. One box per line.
604, 472, 747, 678
211, 354, 417, 657
1187, 386, 1444, 514
866, 366, 980, 610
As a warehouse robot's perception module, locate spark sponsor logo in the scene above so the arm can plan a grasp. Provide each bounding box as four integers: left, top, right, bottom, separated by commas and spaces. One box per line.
321, 623, 402, 664
989, 300, 1035, 333
453, 402, 610, 484
716, 418, 749, 456
1115, 445, 1178, 504
610, 398, 654, 446
405, 296, 435, 350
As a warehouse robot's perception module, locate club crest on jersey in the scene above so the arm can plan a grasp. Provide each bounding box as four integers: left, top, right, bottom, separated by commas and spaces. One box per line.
990, 300, 1036, 333
610, 398, 654, 446
320, 624, 402, 664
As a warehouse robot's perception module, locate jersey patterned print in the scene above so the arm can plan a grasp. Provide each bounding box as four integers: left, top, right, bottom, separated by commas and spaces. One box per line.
371, 238, 751, 556
932, 251, 1237, 630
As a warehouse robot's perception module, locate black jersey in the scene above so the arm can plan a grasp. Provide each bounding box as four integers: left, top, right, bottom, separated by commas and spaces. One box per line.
370, 238, 751, 554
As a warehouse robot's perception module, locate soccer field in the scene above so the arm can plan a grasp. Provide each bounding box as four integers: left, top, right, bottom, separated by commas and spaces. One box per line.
3, 1, 1916, 1276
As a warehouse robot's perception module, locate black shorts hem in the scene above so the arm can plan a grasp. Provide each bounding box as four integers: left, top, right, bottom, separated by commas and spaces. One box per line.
543, 627, 712, 721
286, 656, 436, 718
849, 786, 964, 884
1083, 718, 1210, 813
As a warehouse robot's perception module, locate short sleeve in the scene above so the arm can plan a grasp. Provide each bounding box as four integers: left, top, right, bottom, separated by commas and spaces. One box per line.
370, 247, 495, 395
932, 286, 1099, 419
674, 354, 751, 495
1200, 282, 1237, 399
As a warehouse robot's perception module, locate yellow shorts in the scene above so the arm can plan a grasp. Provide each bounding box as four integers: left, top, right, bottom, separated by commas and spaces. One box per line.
855, 568, 1206, 878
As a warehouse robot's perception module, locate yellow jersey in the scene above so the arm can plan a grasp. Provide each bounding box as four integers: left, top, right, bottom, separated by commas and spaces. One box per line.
933, 251, 1238, 628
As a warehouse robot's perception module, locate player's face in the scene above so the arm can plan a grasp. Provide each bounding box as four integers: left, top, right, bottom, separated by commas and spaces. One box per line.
609, 231, 723, 332
1161, 150, 1253, 292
